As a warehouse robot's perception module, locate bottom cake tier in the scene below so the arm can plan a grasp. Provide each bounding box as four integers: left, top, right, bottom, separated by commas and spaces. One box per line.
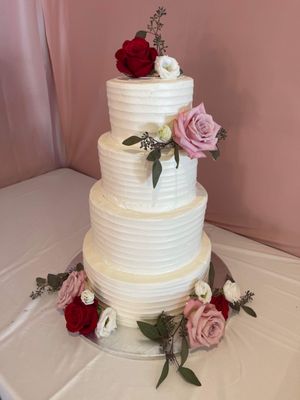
83, 230, 211, 327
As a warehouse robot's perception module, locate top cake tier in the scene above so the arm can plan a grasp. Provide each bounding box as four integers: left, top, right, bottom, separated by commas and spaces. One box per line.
107, 76, 194, 141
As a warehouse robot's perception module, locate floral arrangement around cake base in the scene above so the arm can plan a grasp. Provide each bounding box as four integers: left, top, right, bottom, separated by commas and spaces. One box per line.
30, 261, 256, 388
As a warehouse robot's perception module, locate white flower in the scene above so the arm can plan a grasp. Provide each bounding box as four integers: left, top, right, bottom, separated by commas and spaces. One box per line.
158, 125, 172, 142
95, 307, 117, 338
223, 280, 241, 303
155, 55, 181, 79
194, 280, 212, 303
80, 289, 95, 305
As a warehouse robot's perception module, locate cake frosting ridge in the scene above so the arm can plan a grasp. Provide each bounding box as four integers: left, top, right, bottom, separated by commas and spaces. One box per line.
89, 180, 207, 274
98, 132, 198, 212
107, 75, 193, 141
83, 230, 211, 327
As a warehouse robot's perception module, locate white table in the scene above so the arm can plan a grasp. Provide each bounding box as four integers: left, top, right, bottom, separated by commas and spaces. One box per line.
0, 168, 299, 400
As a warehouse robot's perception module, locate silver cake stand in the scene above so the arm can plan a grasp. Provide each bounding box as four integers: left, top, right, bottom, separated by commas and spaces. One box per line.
67, 252, 231, 360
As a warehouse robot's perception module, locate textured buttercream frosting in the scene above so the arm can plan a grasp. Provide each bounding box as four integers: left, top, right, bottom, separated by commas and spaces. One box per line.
107, 75, 193, 141
98, 132, 198, 212
83, 230, 211, 327
84, 74, 212, 327
89, 181, 207, 275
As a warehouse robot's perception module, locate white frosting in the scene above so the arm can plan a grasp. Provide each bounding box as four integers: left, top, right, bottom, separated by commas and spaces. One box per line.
83, 230, 211, 327
89, 181, 207, 275
98, 133, 198, 212
107, 76, 193, 141
82, 74, 212, 328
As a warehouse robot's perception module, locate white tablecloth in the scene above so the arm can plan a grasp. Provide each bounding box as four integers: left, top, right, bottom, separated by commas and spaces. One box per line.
0, 168, 299, 400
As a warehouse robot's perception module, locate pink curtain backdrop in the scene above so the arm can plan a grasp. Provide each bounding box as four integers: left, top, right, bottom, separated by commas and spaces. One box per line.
0, 0, 65, 188
1, 1, 299, 257
41, 0, 300, 257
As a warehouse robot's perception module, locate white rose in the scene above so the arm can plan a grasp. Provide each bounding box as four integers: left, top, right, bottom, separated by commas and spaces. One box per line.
223, 280, 241, 303
95, 307, 117, 338
80, 289, 95, 305
194, 280, 212, 303
158, 125, 172, 142
155, 55, 181, 79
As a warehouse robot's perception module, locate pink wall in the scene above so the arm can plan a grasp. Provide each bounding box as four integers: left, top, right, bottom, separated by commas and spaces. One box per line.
42, 0, 300, 256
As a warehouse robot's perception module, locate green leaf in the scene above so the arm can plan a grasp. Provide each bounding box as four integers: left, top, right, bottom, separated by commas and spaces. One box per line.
36, 277, 46, 287
135, 30, 147, 39
57, 272, 69, 283
210, 147, 220, 160
97, 304, 102, 316
230, 302, 240, 312
147, 148, 161, 161
152, 159, 162, 188
47, 274, 60, 289
180, 336, 189, 366
208, 262, 215, 289
156, 359, 169, 389
225, 273, 235, 283
75, 263, 84, 271
137, 321, 161, 340
122, 136, 142, 146
174, 143, 180, 168
178, 366, 201, 386
217, 127, 227, 141
157, 315, 168, 338
242, 305, 257, 318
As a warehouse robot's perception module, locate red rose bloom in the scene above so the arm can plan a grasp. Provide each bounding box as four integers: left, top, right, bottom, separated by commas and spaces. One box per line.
115, 37, 158, 78
211, 295, 229, 320
64, 296, 99, 336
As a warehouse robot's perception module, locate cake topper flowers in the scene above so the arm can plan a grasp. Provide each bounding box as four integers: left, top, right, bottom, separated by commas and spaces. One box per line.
115, 38, 158, 78
122, 103, 227, 188
115, 7, 182, 79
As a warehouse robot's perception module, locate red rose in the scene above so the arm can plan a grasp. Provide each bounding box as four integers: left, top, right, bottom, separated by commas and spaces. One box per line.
115, 37, 158, 78
64, 296, 99, 336
211, 295, 229, 320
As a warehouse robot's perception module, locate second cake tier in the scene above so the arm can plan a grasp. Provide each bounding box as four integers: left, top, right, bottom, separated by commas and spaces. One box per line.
90, 181, 207, 275
98, 133, 198, 212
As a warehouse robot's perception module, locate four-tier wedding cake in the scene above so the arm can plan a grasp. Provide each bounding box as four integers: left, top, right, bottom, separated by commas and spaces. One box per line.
83, 75, 212, 327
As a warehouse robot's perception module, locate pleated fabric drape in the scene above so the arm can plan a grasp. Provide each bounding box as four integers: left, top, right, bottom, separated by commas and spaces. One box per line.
0, 0, 65, 188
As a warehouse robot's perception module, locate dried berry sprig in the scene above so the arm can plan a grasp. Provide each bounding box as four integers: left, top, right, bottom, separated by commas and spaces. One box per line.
210, 127, 228, 160
230, 291, 257, 317
137, 313, 201, 388
146, 6, 168, 55
122, 133, 180, 188
30, 263, 83, 299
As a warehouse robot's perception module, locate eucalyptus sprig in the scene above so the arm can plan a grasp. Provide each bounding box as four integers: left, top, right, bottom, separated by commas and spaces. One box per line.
137, 312, 201, 389
135, 6, 168, 55
122, 133, 179, 189
30, 263, 84, 299
229, 290, 257, 317
209, 127, 228, 160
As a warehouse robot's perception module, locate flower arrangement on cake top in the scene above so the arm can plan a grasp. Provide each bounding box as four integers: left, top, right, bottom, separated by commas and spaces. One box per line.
115, 7, 181, 80
117, 7, 227, 188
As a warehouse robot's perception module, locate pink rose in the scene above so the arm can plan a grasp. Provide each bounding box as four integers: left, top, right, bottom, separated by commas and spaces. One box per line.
183, 299, 225, 348
173, 103, 221, 159
57, 270, 86, 310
